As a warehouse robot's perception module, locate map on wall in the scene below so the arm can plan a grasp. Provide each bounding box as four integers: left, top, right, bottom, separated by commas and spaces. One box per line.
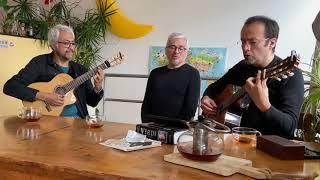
149, 46, 227, 95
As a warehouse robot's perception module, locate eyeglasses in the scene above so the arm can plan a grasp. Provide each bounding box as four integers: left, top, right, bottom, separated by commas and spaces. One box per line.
57, 41, 77, 48
166, 45, 187, 53
239, 38, 269, 47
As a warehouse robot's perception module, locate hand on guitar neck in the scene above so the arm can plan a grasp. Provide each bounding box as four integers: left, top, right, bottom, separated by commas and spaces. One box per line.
93, 67, 104, 93
244, 69, 271, 112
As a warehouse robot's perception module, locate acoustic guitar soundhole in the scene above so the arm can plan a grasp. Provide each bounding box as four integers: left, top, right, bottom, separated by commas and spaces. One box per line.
55, 86, 67, 95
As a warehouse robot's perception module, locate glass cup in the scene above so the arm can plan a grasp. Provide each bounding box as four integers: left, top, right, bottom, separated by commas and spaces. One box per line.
85, 115, 105, 128
232, 127, 261, 143
18, 107, 42, 122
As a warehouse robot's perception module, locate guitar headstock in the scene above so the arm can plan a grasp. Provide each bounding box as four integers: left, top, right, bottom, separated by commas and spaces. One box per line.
105, 52, 124, 68
265, 50, 300, 81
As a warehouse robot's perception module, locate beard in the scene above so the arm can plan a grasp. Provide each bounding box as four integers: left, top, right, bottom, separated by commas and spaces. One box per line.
169, 59, 181, 66
168, 58, 186, 69
57, 51, 73, 61
244, 56, 257, 65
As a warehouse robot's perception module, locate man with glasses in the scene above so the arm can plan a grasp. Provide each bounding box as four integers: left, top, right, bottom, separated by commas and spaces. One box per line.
3, 24, 104, 118
141, 32, 200, 123
201, 16, 304, 139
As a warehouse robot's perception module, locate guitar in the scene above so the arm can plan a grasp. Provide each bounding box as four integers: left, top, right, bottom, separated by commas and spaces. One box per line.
209, 51, 300, 124
22, 52, 124, 116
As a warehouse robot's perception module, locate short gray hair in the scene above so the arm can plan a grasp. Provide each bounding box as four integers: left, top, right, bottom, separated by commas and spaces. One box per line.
48, 24, 75, 48
166, 32, 189, 49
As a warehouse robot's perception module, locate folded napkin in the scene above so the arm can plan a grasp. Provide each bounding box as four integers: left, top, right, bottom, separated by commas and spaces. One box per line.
100, 130, 161, 152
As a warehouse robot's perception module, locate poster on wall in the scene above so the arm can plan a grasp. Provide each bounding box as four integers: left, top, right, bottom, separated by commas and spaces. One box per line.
149, 46, 227, 94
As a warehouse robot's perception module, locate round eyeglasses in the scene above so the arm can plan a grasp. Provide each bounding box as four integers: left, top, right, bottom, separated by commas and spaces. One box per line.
166, 45, 187, 53
57, 41, 77, 48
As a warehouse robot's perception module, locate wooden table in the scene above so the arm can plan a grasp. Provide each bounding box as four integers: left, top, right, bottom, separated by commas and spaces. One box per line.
0, 115, 318, 180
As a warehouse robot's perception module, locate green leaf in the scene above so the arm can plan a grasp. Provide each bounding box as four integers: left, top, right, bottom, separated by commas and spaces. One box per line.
0, 0, 7, 7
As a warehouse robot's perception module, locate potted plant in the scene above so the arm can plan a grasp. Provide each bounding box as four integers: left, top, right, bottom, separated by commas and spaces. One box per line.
32, 0, 79, 45
35, 0, 116, 69
2, 11, 14, 34
6, 0, 38, 36
300, 44, 320, 142
0, 0, 8, 33
73, 0, 116, 68
0, 0, 15, 34
1, 0, 116, 69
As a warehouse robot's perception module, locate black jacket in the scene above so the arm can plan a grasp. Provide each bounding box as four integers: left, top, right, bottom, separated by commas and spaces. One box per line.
3, 52, 104, 118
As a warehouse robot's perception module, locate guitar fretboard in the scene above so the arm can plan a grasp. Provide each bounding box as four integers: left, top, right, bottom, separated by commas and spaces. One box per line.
62, 63, 109, 93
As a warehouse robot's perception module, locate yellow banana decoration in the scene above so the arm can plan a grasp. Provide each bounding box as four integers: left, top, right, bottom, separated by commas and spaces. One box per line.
97, 0, 155, 39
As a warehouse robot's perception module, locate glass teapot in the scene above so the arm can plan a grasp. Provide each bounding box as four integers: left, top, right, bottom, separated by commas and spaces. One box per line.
177, 115, 231, 161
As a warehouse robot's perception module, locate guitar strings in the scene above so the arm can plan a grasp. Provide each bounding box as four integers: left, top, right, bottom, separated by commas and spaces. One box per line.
61, 60, 110, 93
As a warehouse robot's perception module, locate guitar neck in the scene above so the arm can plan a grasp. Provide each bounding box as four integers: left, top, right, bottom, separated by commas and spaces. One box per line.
63, 63, 108, 93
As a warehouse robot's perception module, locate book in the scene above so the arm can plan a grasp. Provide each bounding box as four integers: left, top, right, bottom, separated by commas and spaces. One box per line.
136, 122, 187, 144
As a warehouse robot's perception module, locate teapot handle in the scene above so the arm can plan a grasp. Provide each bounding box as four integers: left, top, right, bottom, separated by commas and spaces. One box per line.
186, 117, 231, 133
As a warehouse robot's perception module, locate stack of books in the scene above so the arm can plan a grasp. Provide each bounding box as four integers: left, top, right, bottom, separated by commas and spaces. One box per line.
136, 122, 187, 144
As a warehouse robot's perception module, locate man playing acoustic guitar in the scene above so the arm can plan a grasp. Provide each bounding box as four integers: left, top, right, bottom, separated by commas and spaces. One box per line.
201, 16, 304, 139
3, 24, 104, 118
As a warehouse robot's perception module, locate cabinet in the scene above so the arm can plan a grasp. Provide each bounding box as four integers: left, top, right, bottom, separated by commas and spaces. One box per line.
0, 34, 50, 116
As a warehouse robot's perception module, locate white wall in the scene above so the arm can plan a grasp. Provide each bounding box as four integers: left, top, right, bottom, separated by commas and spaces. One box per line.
79, 0, 320, 124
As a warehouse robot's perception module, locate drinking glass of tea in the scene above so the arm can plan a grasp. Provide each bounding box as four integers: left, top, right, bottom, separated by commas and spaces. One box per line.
232, 127, 261, 143
85, 115, 105, 128
18, 107, 42, 122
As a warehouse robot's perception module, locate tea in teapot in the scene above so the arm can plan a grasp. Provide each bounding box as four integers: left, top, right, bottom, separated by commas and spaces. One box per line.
177, 115, 230, 161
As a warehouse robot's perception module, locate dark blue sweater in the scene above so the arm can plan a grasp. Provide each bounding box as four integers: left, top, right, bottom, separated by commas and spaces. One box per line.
141, 64, 200, 122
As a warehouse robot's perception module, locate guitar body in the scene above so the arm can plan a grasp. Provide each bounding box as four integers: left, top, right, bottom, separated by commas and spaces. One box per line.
22, 73, 76, 116
210, 85, 242, 124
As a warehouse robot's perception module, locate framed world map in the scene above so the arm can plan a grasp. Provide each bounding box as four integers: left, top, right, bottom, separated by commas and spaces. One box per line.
149, 46, 227, 94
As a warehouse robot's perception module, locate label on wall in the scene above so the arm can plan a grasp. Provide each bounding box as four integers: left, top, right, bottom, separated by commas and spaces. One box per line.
0, 38, 15, 48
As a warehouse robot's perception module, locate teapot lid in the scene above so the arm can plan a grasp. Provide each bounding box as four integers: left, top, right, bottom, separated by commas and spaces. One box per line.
187, 115, 231, 133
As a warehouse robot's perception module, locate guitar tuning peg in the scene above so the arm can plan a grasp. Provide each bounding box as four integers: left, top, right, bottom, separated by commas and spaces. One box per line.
273, 77, 282, 81
288, 72, 294, 76
281, 74, 288, 79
